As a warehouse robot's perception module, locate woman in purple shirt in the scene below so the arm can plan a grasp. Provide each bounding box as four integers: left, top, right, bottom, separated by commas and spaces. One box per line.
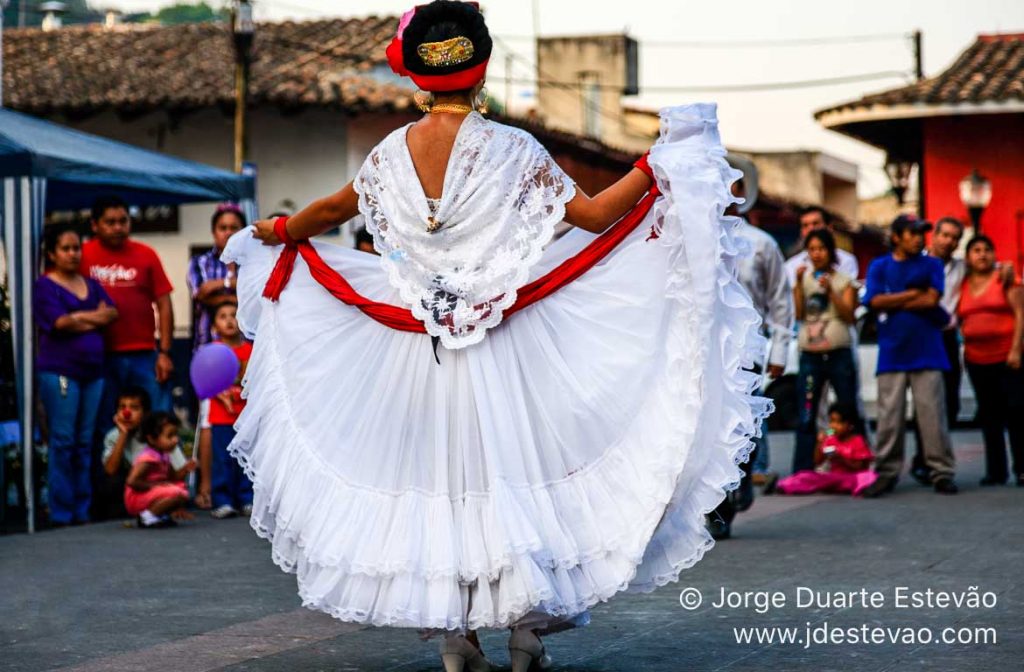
35, 223, 118, 525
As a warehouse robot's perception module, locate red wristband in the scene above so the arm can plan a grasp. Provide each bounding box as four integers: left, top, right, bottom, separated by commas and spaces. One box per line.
273, 216, 297, 246
633, 150, 654, 182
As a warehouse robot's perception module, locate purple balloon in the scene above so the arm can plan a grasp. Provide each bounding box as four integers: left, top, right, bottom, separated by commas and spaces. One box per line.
190, 343, 241, 399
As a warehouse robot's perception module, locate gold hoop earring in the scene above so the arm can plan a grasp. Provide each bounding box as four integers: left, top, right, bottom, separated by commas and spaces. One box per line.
414, 90, 435, 113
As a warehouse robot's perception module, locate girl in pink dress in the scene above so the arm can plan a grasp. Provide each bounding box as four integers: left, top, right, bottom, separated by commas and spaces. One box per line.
766, 404, 877, 496
124, 411, 196, 528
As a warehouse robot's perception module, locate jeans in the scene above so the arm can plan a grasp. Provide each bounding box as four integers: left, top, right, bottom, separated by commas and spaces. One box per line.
794, 348, 858, 473
101, 351, 171, 420
211, 425, 253, 510
965, 361, 1024, 481
39, 373, 104, 524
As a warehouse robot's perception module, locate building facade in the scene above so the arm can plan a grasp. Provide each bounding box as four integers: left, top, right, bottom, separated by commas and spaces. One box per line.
817, 33, 1024, 268
2, 19, 637, 337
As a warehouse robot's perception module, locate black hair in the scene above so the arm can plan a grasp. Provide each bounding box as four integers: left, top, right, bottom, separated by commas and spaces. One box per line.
206, 300, 237, 324
828, 402, 859, 426
354, 227, 374, 249
799, 205, 831, 226
804, 228, 838, 268
965, 234, 995, 253
139, 411, 180, 444
42, 222, 81, 261
90, 195, 129, 222
211, 204, 247, 231
117, 385, 152, 413
401, 1, 492, 77
935, 216, 965, 236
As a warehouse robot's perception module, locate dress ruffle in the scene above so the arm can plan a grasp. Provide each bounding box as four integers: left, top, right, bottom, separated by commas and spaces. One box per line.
222, 103, 770, 630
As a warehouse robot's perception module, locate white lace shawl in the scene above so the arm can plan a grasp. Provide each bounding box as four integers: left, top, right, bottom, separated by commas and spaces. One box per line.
353, 112, 577, 349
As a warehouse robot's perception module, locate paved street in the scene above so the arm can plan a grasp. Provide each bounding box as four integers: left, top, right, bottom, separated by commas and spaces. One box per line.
2, 431, 1021, 672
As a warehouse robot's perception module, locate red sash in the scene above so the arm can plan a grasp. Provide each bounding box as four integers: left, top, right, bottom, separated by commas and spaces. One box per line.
263, 188, 659, 333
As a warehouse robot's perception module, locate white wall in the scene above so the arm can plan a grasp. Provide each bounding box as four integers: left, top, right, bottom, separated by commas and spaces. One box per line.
60, 107, 413, 336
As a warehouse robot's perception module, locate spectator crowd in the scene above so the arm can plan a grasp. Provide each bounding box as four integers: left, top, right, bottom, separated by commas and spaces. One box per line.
34, 197, 250, 528
26, 189, 1024, 533
714, 158, 1023, 538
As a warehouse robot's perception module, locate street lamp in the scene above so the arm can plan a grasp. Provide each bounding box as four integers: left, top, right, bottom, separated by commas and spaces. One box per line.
884, 156, 914, 206
232, 0, 255, 173
959, 169, 992, 232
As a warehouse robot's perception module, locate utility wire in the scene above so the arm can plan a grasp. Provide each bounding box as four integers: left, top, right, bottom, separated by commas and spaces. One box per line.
489, 70, 912, 93
492, 31, 912, 48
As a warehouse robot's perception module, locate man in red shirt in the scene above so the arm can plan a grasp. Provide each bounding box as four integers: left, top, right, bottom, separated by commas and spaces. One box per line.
81, 196, 175, 418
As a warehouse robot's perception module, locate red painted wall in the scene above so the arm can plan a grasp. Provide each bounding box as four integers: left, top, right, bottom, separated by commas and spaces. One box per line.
923, 113, 1024, 271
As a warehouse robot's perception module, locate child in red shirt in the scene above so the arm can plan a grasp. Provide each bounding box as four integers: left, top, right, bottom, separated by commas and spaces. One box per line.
765, 404, 878, 496
208, 302, 254, 519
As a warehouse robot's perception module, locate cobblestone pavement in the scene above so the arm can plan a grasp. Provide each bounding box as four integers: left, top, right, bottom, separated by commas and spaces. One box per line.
2, 431, 1021, 671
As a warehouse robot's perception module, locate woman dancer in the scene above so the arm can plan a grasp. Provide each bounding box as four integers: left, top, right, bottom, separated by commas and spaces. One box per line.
225, 2, 768, 670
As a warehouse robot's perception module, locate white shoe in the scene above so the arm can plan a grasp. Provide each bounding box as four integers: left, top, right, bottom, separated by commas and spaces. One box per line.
508, 628, 552, 672
241, 504, 253, 516
438, 634, 491, 672
137, 510, 163, 528
211, 505, 238, 519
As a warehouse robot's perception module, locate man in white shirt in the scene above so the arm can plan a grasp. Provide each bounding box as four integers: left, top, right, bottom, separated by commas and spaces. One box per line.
709, 155, 794, 540
785, 206, 859, 284
907, 216, 965, 484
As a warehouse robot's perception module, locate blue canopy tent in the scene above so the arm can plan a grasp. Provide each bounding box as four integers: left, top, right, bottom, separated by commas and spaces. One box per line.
0, 107, 256, 532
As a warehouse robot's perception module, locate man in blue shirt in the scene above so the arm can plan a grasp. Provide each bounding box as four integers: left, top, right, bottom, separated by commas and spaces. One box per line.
861, 215, 958, 497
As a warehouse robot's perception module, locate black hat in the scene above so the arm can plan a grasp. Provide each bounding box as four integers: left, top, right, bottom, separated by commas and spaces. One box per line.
891, 214, 933, 235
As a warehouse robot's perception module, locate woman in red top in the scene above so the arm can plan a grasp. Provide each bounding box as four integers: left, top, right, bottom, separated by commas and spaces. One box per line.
958, 235, 1024, 486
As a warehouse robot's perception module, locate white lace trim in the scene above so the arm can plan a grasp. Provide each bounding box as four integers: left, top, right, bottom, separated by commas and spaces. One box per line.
353, 112, 576, 349
224, 103, 773, 630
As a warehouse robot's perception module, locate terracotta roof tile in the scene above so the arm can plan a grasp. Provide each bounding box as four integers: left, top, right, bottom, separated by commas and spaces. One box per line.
2, 18, 416, 115
2, 19, 637, 168
817, 33, 1024, 117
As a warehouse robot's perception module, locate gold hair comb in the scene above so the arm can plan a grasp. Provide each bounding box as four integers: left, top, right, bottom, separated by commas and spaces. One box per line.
417, 36, 475, 68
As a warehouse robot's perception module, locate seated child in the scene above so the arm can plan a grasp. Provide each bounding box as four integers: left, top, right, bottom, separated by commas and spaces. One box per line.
125, 411, 197, 528
100, 386, 190, 520
765, 403, 877, 496
207, 302, 255, 519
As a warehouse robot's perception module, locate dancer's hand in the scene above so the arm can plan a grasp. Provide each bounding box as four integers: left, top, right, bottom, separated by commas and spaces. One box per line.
252, 219, 282, 246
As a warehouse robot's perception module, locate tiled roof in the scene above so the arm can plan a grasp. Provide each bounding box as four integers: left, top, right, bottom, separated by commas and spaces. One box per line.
1, 19, 641, 168
2, 18, 417, 115
817, 33, 1024, 117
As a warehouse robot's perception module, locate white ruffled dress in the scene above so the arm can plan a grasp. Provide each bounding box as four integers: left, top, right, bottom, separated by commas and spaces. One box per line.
223, 103, 770, 632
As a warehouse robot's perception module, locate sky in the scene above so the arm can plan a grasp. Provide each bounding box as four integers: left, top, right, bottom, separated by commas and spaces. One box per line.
90, 0, 1024, 196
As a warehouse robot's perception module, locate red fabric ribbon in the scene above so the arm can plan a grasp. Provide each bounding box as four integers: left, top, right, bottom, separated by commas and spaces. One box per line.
633, 150, 654, 181
274, 216, 297, 246
262, 189, 659, 334
262, 217, 299, 302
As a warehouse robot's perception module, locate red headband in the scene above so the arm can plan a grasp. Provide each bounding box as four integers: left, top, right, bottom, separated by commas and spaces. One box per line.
386, 4, 489, 93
